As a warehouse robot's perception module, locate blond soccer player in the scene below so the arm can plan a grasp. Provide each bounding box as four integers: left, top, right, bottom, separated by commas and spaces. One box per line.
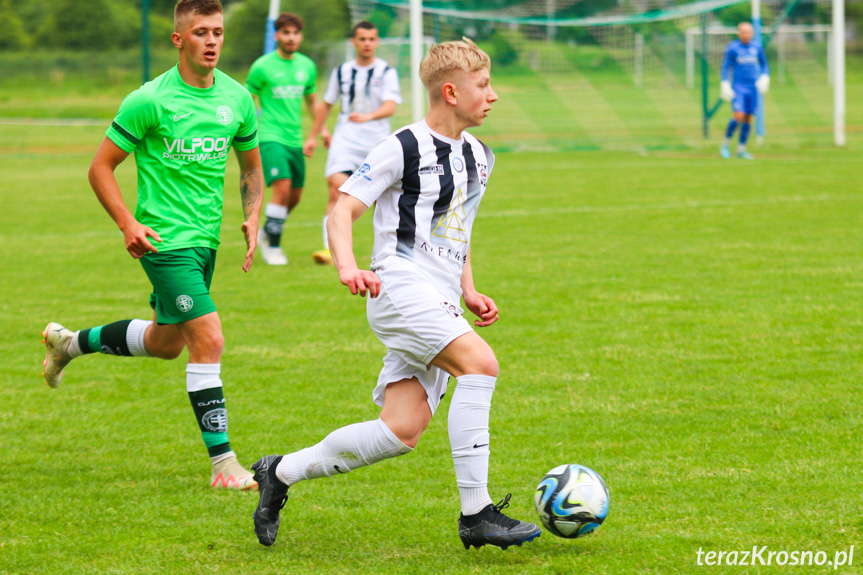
251, 39, 542, 550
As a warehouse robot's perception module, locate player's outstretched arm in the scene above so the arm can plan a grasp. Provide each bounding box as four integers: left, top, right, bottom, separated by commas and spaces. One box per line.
348, 100, 397, 124
756, 46, 770, 94
88, 137, 162, 259
461, 248, 499, 327
309, 100, 334, 149
329, 193, 380, 298
235, 147, 263, 272
719, 44, 735, 102
303, 95, 328, 157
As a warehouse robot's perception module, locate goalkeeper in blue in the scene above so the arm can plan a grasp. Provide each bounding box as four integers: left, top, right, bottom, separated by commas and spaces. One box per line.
719, 22, 770, 160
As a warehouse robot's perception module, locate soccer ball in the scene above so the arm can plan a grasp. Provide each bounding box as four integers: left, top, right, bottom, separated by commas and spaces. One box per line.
534, 464, 609, 539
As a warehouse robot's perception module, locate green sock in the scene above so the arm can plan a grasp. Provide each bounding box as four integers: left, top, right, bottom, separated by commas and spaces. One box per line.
78, 320, 132, 355
75, 319, 151, 357
186, 364, 231, 458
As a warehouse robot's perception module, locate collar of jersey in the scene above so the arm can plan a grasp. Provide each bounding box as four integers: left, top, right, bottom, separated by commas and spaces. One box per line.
423, 120, 465, 146
173, 64, 218, 96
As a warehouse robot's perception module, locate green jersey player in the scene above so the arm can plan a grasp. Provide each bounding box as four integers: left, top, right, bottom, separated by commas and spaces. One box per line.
41, 0, 264, 490
245, 12, 323, 265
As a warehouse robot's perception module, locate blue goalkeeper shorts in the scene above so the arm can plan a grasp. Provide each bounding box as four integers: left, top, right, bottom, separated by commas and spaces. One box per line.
732, 83, 758, 115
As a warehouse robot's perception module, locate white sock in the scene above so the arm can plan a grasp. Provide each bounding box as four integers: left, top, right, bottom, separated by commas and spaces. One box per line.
322, 215, 329, 250
126, 319, 152, 357
67, 332, 83, 358
448, 374, 496, 515
210, 451, 234, 464
265, 202, 288, 220
275, 418, 412, 486
737, 144, 747, 153
186, 363, 222, 391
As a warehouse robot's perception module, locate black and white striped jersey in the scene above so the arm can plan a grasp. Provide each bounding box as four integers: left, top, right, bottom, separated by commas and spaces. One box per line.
340, 120, 495, 299
323, 59, 401, 152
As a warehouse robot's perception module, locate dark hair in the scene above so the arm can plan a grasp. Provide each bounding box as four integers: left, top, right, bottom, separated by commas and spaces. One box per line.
352, 21, 377, 37
174, 0, 222, 29
275, 12, 304, 32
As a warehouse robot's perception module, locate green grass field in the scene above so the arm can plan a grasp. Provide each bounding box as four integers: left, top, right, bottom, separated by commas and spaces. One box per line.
1, 114, 861, 573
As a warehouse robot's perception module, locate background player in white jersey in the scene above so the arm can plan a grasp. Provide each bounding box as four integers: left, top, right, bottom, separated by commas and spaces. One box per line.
306, 21, 401, 265
251, 39, 542, 550
41, 0, 263, 490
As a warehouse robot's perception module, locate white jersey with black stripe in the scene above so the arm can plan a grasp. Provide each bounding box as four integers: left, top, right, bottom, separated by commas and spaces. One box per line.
340, 120, 494, 300
323, 59, 401, 152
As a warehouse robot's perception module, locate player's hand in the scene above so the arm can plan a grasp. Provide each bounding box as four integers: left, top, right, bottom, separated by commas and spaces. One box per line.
322, 128, 332, 149
338, 267, 381, 298
720, 80, 735, 102
463, 291, 499, 327
122, 221, 162, 259
348, 112, 370, 124
756, 74, 770, 94
303, 136, 316, 158
240, 220, 257, 272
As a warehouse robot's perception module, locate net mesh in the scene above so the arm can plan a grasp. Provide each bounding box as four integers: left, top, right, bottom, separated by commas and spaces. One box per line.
347, 0, 837, 151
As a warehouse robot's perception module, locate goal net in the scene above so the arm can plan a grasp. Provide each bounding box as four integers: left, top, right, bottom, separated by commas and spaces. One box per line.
345, 0, 839, 152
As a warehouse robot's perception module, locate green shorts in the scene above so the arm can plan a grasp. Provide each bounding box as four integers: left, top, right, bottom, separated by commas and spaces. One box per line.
260, 141, 305, 187
140, 247, 218, 325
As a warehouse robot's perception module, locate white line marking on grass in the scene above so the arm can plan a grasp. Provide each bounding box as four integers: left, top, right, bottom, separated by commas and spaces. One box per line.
3, 194, 857, 244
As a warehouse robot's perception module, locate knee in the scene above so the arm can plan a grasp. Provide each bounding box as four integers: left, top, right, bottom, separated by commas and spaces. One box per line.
383, 415, 429, 449
189, 330, 224, 361
204, 332, 225, 358
389, 421, 425, 449
470, 351, 499, 378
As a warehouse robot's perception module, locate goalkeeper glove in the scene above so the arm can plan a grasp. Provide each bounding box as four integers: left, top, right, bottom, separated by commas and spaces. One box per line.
720, 80, 735, 102
756, 74, 770, 94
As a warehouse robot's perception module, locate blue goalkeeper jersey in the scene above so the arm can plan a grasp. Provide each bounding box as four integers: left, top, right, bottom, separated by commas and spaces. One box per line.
721, 40, 769, 86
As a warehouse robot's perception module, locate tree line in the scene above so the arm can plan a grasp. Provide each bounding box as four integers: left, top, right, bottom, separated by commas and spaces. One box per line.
0, 0, 351, 68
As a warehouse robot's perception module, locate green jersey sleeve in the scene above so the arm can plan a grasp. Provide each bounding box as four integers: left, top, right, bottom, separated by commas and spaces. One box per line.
245, 62, 264, 96
233, 90, 259, 152
304, 61, 317, 95
107, 88, 158, 153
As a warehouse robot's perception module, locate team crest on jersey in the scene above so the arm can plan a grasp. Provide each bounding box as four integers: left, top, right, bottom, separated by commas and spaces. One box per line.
216, 105, 233, 125
419, 165, 445, 175
452, 157, 465, 173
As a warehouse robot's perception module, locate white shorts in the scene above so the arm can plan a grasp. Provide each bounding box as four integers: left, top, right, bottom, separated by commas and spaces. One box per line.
325, 140, 369, 178
367, 264, 473, 415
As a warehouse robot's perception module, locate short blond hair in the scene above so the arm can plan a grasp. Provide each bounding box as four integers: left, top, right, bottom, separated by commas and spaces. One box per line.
419, 38, 491, 100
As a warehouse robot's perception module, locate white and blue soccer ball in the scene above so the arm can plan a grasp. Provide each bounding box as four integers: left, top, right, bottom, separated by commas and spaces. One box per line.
534, 464, 609, 539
